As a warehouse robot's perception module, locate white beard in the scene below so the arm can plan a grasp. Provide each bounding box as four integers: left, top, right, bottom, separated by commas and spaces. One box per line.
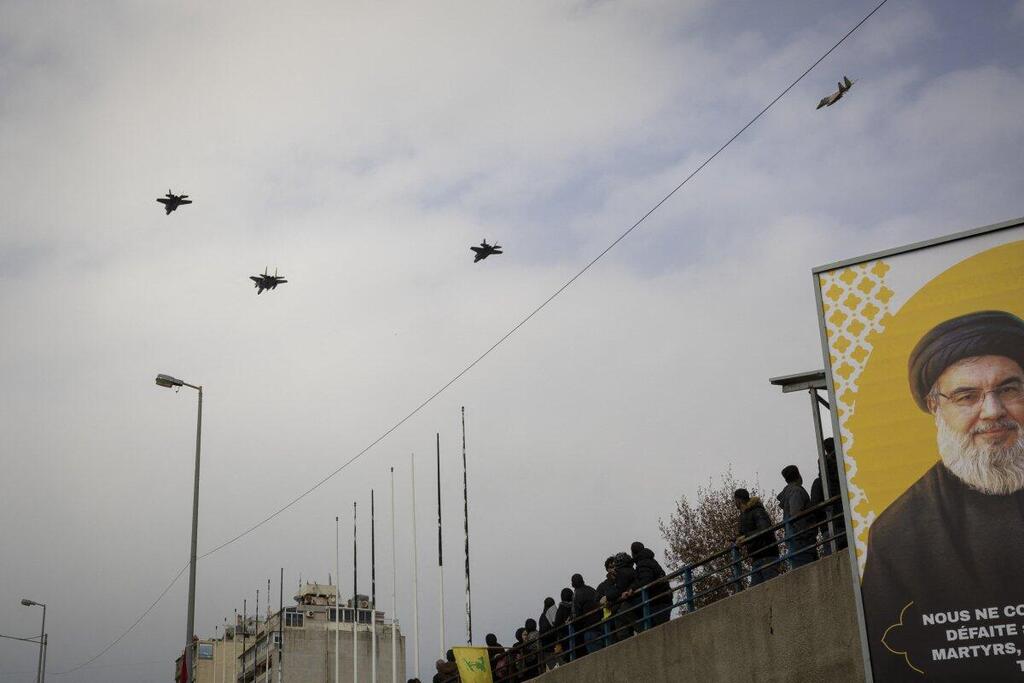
936, 412, 1024, 495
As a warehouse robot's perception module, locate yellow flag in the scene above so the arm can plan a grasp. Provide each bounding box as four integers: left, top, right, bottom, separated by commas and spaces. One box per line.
453, 646, 493, 683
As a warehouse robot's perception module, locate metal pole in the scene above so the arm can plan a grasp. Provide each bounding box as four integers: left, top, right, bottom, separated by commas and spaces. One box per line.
40, 630, 47, 683
185, 386, 203, 683
461, 407, 472, 644
436, 433, 445, 656
353, 501, 358, 683
255, 587, 259, 683
335, 516, 340, 683
37, 604, 45, 683
371, 489, 377, 683
278, 568, 284, 683
410, 454, 420, 681
233, 609, 238, 683
390, 467, 398, 683
809, 388, 836, 554
221, 618, 226, 683
267, 579, 272, 679
242, 599, 247, 683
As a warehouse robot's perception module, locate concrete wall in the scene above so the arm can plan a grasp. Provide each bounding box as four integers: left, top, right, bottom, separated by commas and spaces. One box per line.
537, 553, 865, 683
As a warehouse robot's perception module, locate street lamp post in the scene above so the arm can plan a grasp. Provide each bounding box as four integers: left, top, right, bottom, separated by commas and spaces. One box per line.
155, 373, 203, 683
20, 598, 46, 683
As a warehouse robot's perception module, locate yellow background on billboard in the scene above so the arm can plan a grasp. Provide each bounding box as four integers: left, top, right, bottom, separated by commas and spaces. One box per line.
453, 646, 493, 683
848, 239, 1024, 525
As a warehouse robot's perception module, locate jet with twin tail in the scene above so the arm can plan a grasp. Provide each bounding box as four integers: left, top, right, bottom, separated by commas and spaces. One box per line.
816, 76, 854, 109
250, 267, 287, 294
470, 239, 503, 263
156, 190, 192, 215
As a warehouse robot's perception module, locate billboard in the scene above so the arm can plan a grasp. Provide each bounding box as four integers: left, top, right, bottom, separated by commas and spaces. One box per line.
814, 217, 1024, 681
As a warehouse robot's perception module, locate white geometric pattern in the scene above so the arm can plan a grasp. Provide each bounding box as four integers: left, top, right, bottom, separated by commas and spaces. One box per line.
818, 259, 894, 573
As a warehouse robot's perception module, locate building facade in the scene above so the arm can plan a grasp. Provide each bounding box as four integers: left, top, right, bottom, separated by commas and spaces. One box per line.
187, 582, 405, 683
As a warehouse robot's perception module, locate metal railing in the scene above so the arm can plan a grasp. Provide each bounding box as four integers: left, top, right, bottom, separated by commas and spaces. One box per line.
458, 496, 846, 683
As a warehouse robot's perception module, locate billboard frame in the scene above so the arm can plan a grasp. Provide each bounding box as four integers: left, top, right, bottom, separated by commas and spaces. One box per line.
811, 214, 1024, 682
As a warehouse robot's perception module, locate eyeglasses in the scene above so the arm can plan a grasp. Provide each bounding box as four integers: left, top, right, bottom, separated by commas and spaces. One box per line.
935, 382, 1024, 410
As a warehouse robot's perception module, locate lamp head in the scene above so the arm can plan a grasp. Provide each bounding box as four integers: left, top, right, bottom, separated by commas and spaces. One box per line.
155, 374, 184, 388
20, 599, 36, 606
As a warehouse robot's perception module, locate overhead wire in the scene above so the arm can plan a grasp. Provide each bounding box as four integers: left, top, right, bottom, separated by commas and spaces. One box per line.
49, 0, 891, 674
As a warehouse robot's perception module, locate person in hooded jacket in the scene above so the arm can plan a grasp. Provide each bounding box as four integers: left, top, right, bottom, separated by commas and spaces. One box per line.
550, 587, 573, 666
778, 465, 819, 569
809, 438, 848, 552
509, 627, 527, 682
570, 573, 602, 657
627, 541, 672, 628
432, 649, 458, 683
595, 557, 618, 644
485, 632, 506, 677
734, 488, 780, 586
537, 597, 558, 670
600, 552, 637, 640
521, 618, 541, 679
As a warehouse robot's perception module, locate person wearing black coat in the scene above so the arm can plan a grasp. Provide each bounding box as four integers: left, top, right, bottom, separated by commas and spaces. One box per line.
570, 573, 602, 657
485, 633, 505, 675
735, 488, 780, 587
537, 596, 558, 670
628, 541, 672, 627
551, 588, 573, 666
809, 438, 848, 551
601, 552, 638, 639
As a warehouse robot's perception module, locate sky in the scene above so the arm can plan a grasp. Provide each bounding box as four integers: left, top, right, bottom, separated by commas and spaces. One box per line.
1, 0, 1023, 680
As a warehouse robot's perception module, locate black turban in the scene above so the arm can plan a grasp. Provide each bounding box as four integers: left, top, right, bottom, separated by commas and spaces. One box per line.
908, 310, 1024, 411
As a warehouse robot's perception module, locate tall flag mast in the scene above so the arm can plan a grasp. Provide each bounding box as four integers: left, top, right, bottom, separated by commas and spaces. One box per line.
390, 468, 399, 683
436, 433, 446, 656
462, 407, 473, 644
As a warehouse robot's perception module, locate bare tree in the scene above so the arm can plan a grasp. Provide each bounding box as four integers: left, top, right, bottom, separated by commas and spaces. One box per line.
658, 467, 780, 609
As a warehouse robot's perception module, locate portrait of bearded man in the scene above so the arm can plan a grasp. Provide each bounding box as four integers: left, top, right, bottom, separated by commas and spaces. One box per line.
861, 310, 1024, 680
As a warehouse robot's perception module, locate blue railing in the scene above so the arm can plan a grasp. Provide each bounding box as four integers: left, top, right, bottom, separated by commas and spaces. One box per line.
472, 495, 847, 683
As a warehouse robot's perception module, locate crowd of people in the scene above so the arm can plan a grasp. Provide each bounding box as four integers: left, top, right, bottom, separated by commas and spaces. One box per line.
410, 439, 847, 683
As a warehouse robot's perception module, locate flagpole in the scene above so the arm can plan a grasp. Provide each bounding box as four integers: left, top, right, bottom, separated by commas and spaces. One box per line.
462, 407, 473, 644
267, 578, 272, 677
278, 568, 284, 683
242, 599, 248, 683
234, 608, 239, 683
255, 587, 259, 680
390, 467, 398, 683
436, 432, 445, 657
335, 515, 340, 683
411, 454, 421, 680
353, 500, 359, 683
371, 488, 378, 683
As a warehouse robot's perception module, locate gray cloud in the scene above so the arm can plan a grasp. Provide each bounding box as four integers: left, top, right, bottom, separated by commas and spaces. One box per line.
2, 1, 1023, 681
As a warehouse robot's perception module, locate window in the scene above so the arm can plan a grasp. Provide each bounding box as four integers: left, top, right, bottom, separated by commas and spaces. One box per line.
198, 643, 214, 660
272, 632, 282, 646
328, 608, 337, 622
357, 610, 371, 624
285, 612, 303, 628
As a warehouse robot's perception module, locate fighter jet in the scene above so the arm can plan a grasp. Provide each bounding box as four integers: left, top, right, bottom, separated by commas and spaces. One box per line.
816, 76, 854, 109
156, 190, 192, 215
250, 267, 287, 294
470, 239, 503, 263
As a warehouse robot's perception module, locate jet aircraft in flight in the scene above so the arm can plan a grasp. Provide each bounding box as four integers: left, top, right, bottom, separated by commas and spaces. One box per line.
250, 268, 287, 294
156, 190, 192, 214
470, 240, 503, 263
816, 76, 854, 109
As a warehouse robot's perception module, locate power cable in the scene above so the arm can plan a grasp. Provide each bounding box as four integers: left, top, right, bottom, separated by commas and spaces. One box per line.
49, 561, 190, 676
48, 0, 891, 673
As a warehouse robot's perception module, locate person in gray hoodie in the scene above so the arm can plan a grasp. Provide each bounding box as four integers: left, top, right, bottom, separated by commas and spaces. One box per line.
778, 465, 818, 569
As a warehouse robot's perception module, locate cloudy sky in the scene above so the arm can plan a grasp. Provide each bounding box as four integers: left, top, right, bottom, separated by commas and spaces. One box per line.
1, 0, 1022, 680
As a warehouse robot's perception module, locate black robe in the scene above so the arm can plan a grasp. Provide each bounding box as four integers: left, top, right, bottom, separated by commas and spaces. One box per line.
861, 462, 1024, 681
